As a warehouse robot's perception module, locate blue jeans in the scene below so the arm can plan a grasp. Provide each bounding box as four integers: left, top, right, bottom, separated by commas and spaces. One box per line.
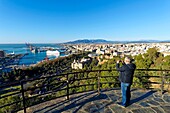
121, 82, 131, 106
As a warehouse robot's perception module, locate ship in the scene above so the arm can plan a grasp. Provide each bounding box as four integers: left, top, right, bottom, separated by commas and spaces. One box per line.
46, 50, 60, 56
9, 51, 15, 55
25, 43, 38, 54
31, 48, 38, 53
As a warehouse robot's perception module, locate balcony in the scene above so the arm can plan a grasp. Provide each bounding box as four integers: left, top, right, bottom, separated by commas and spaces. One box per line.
0, 69, 170, 113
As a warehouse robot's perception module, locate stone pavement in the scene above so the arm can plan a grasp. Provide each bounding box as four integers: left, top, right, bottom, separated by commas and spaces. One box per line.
21, 88, 170, 113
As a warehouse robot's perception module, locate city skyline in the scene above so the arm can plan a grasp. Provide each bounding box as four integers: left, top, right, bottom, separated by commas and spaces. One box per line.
0, 0, 170, 43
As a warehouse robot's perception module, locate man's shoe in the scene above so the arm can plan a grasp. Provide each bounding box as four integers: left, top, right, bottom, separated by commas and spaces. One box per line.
117, 102, 127, 107
122, 104, 127, 107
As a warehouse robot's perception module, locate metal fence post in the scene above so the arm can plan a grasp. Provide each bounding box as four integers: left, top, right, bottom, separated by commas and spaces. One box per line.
66, 74, 69, 100
161, 72, 164, 95
20, 80, 26, 113
97, 71, 101, 95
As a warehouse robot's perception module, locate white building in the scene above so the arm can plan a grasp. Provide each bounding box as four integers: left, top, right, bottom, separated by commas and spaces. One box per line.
71, 58, 91, 69
96, 49, 105, 55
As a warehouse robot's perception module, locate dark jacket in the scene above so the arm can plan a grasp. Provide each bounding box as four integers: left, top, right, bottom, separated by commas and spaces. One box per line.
116, 63, 136, 84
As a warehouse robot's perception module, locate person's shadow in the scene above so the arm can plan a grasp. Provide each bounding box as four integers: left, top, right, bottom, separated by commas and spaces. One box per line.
129, 90, 156, 105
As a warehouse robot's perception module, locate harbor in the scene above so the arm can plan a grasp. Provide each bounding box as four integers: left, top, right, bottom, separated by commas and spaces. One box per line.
0, 43, 68, 73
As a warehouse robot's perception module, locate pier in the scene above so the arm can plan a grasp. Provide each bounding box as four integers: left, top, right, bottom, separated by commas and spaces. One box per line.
25, 43, 67, 54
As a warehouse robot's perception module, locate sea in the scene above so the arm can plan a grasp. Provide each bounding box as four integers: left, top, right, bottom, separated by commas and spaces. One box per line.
0, 44, 65, 66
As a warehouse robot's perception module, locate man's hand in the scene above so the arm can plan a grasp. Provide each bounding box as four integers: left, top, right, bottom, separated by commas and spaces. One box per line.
117, 60, 120, 64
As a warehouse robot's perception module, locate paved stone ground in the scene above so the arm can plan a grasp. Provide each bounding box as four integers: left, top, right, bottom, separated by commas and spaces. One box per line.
19, 88, 170, 113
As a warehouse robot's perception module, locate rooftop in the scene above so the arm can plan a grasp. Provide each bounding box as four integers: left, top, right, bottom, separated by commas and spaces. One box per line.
19, 88, 170, 113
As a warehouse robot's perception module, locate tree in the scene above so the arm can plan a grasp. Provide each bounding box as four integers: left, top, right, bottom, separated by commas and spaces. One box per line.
144, 47, 160, 64
135, 54, 148, 69
162, 55, 170, 69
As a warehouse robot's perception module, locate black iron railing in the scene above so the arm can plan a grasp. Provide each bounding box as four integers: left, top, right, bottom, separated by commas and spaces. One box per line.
0, 69, 170, 113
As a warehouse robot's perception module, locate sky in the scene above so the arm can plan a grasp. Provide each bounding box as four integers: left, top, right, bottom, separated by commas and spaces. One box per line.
0, 0, 170, 43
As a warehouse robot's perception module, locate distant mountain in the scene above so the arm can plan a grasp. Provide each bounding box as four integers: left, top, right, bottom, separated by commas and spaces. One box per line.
62, 39, 170, 44
63, 39, 112, 44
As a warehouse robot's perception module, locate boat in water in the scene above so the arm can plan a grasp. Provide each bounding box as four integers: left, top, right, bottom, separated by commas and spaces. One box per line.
46, 50, 60, 56
9, 51, 15, 55
31, 48, 38, 53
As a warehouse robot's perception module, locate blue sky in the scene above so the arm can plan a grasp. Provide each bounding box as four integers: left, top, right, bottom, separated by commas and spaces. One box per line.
0, 0, 170, 43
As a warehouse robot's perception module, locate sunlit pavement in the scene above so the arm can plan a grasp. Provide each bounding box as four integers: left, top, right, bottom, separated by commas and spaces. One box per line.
18, 88, 170, 113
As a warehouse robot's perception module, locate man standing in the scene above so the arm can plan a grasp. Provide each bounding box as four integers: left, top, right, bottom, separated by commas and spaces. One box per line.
116, 57, 136, 107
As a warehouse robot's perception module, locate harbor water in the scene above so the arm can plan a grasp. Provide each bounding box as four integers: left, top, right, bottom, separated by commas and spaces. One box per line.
0, 44, 65, 66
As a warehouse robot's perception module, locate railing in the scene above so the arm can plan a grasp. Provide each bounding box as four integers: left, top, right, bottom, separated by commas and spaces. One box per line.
0, 69, 170, 113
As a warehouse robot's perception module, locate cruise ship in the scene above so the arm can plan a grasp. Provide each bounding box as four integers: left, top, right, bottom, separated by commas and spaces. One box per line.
46, 50, 60, 56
